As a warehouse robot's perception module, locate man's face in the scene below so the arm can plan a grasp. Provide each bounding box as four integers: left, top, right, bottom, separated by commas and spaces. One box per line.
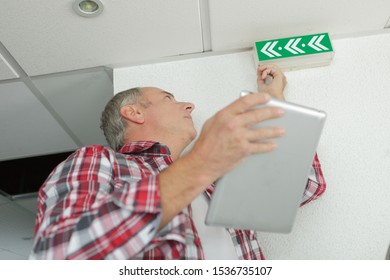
140, 87, 197, 143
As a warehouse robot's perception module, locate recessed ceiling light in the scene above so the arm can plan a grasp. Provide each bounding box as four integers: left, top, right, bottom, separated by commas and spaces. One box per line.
73, 0, 104, 18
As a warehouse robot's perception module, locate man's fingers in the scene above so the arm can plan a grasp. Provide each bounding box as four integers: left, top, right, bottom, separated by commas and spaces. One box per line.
246, 127, 285, 142
239, 106, 285, 127
225, 92, 271, 115
258, 64, 280, 79
258, 64, 279, 72
249, 141, 278, 154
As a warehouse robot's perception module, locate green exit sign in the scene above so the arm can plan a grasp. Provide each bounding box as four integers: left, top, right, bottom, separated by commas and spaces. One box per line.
254, 33, 334, 70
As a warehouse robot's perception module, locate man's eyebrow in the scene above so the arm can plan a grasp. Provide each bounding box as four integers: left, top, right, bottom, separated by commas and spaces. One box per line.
162, 91, 175, 98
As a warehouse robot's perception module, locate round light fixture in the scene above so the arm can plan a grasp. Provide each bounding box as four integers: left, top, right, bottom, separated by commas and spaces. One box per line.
73, 0, 104, 17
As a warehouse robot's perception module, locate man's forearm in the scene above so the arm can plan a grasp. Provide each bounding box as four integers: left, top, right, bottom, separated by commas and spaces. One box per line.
158, 152, 214, 229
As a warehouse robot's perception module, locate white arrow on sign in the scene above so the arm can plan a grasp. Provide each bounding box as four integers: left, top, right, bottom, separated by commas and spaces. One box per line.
292, 38, 305, 53
284, 39, 298, 54
261, 41, 281, 58
268, 41, 281, 57
308, 35, 329, 51
285, 38, 305, 54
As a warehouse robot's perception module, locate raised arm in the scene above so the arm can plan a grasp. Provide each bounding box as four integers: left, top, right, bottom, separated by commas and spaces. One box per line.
158, 92, 286, 228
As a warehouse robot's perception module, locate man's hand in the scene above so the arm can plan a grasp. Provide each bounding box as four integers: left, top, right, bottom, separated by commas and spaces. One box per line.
257, 64, 287, 101
188, 92, 285, 185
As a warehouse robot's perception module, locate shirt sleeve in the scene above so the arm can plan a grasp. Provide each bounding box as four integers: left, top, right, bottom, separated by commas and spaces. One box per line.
30, 145, 162, 259
300, 153, 327, 207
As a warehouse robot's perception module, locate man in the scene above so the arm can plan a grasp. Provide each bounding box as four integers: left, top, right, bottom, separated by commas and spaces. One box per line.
30, 64, 325, 259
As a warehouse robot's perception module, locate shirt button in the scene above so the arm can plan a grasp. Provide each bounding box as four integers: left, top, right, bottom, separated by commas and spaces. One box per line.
160, 147, 167, 154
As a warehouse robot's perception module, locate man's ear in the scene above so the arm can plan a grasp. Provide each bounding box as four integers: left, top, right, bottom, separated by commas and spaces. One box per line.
120, 104, 145, 124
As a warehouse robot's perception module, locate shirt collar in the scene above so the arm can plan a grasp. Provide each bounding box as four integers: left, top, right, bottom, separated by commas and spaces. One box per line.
118, 141, 171, 157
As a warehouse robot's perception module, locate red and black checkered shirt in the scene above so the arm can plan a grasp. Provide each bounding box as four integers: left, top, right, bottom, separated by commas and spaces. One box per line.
30, 141, 326, 259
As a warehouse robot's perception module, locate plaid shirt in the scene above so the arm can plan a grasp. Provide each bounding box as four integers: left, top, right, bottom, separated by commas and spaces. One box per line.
30, 141, 326, 259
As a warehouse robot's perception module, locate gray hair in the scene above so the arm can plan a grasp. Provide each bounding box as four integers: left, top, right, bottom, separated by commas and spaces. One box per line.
100, 87, 143, 151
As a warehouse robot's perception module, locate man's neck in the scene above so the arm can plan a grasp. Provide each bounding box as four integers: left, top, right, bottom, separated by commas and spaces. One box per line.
125, 137, 189, 161
156, 138, 190, 161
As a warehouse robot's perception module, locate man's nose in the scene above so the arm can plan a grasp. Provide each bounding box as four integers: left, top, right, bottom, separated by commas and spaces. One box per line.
184, 102, 195, 113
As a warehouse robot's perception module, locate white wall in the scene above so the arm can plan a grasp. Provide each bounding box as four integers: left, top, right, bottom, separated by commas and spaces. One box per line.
114, 32, 390, 260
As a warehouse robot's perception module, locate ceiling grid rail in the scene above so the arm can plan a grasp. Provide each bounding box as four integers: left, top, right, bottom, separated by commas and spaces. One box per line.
198, 0, 212, 52
0, 42, 83, 147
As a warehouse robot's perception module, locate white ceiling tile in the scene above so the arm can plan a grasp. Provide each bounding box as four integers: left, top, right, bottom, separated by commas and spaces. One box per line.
0, 195, 10, 206
13, 196, 38, 214
209, 0, 390, 50
0, 82, 78, 161
0, 249, 27, 260
0, 0, 203, 76
0, 202, 35, 258
0, 53, 18, 80
32, 68, 113, 146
